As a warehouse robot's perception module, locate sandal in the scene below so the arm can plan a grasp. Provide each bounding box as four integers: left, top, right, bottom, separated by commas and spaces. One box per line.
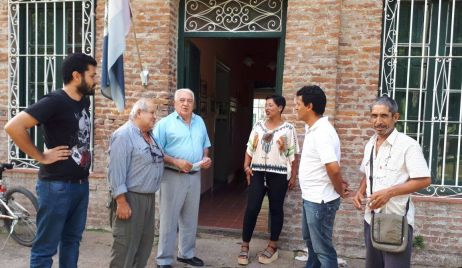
238, 244, 249, 265
258, 245, 278, 264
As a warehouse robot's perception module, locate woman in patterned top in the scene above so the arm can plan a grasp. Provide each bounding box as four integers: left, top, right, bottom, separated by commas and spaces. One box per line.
238, 95, 299, 265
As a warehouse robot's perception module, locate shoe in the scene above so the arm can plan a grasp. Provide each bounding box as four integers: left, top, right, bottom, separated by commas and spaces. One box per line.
157, 265, 172, 268
237, 244, 249, 265
177, 256, 204, 266
258, 245, 278, 264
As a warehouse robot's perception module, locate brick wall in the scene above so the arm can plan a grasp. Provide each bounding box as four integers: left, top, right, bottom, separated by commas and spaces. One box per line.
0, 1, 461, 267
0, 0, 179, 228
280, 1, 462, 267
279, 0, 344, 249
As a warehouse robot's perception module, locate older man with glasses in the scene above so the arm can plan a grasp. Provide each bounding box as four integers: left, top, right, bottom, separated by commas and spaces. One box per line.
154, 88, 212, 268
107, 98, 164, 268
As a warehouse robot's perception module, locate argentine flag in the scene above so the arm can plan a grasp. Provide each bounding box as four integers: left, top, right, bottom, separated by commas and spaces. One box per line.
101, 0, 131, 112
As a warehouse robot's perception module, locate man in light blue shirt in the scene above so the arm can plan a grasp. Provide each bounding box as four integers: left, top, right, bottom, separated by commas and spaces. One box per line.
108, 98, 164, 267
154, 88, 212, 268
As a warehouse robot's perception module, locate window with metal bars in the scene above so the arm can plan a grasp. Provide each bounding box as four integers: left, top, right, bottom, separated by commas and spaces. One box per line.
8, 0, 95, 169
380, 0, 462, 198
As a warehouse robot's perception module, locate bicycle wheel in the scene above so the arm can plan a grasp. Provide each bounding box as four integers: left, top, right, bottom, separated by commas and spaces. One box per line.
4, 187, 38, 247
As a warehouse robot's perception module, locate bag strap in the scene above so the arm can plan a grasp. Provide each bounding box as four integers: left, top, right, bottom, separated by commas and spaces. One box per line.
369, 146, 374, 196
368, 144, 410, 216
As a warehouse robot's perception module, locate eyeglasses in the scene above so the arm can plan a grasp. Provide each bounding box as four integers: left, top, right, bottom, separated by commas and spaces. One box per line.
149, 144, 164, 163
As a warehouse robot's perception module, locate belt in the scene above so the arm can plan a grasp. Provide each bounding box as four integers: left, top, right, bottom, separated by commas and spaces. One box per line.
321, 198, 340, 204
164, 166, 199, 175
40, 178, 88, 184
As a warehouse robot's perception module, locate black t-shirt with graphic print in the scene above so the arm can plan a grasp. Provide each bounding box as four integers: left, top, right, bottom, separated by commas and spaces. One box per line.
24, 89, 91, 181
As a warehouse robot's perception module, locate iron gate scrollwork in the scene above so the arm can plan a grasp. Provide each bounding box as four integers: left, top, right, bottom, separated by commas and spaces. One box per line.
184, 0, 283, 32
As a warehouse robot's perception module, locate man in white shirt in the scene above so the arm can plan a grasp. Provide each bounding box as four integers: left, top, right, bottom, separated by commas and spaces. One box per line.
295, 85, 350, 268
352, 95, 431, 268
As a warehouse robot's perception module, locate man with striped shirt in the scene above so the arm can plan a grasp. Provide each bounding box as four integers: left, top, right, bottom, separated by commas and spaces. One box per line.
108, 98, 164, 268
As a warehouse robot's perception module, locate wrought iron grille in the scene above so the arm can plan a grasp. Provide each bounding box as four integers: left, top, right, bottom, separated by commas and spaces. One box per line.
8, 0, 95, 169
184, 0, 283, 32
380, 0, 462, 198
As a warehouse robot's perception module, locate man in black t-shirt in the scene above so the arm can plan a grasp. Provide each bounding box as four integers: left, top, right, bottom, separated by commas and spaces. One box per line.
5, 53, 97, 268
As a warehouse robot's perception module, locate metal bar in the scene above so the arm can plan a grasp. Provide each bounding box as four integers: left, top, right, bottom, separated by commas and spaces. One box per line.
441, 0, 457, 185
380, 0, 390, 94
384, 55, 462, 58
81, 0, 84, 52
90, 0, 95, 55
11, 0, 84, 2
34, 2, 39, 153
88, 0, 95, 171
457, 80, 462, 186
416, 0, 429, 143
15, 2, 21, 159
72, 1, 75, 53
25, 3, 29, 109
0, 198, 18, 220
403, 0, 417, 135
63, 1, 66, 56
444, 0, 457, 185
53, 1, 56, 92
44, 1, 48, 98
391, 0, 402, 99
428, 0, 444, 173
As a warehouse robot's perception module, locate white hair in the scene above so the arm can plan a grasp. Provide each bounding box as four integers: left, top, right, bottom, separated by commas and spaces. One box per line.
129, 98, 152, 120
174, 88, 195, 103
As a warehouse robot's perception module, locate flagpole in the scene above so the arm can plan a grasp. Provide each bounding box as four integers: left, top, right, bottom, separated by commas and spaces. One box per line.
128, 1, 142, 70
128, 1, 148, 86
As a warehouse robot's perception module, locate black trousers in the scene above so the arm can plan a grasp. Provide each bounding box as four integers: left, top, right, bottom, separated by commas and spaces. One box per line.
242, 171, 288, 242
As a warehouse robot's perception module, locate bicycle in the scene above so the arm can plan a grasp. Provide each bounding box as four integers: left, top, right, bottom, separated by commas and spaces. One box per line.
0, 163, 38, 247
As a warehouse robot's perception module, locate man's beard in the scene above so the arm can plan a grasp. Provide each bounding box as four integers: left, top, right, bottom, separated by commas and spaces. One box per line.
77, 79, 95, 96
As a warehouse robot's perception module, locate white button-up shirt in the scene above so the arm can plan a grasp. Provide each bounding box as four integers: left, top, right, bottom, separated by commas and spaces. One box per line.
299, 116, 341, 203
359, 129, 430, 227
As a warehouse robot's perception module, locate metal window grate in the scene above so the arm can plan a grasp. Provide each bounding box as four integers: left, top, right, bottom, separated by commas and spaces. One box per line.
8, 0, 95, 169
380, 0, 462, 198
184, 0, 283, 32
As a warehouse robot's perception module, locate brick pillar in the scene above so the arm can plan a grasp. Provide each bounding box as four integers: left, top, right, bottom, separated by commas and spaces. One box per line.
279, 0, 343, 249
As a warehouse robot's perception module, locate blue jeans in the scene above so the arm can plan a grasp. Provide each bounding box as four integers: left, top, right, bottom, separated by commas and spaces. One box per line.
302, 198, 340, 268
30, 179, 89, 268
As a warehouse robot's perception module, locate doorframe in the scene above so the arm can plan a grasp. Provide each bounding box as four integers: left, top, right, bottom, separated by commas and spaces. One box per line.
177, 0, 288, 94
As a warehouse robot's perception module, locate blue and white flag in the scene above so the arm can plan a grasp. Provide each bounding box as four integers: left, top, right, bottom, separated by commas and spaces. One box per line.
101, 0, 131, 112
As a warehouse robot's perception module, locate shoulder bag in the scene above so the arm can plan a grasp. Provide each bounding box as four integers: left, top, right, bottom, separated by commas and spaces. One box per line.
369, 146, 409, 253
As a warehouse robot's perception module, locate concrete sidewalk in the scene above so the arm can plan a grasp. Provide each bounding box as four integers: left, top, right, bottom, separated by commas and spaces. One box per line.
0, 229, 434, 268
0, 229, 367, 268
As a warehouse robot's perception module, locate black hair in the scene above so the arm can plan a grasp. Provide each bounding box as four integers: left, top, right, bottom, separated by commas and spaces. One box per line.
61, 53, 97, 85
296, 85, 326, 116
266, 94, 286, 114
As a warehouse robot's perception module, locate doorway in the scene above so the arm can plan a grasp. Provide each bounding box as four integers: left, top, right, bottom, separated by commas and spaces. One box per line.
180, 38, 280, 230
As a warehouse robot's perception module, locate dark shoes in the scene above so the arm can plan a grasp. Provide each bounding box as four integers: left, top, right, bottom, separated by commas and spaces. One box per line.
157, 265, 173, 268
177, 256, 204, 267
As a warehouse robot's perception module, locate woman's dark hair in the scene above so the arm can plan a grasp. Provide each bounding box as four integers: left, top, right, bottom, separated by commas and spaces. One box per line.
266, 94, 286, 114
296, 85, 326, 116
62, 53, 97, 85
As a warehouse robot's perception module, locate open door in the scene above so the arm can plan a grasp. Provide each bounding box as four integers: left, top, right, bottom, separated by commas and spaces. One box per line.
184, 40, 201, 112
213, 61, 231, 184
